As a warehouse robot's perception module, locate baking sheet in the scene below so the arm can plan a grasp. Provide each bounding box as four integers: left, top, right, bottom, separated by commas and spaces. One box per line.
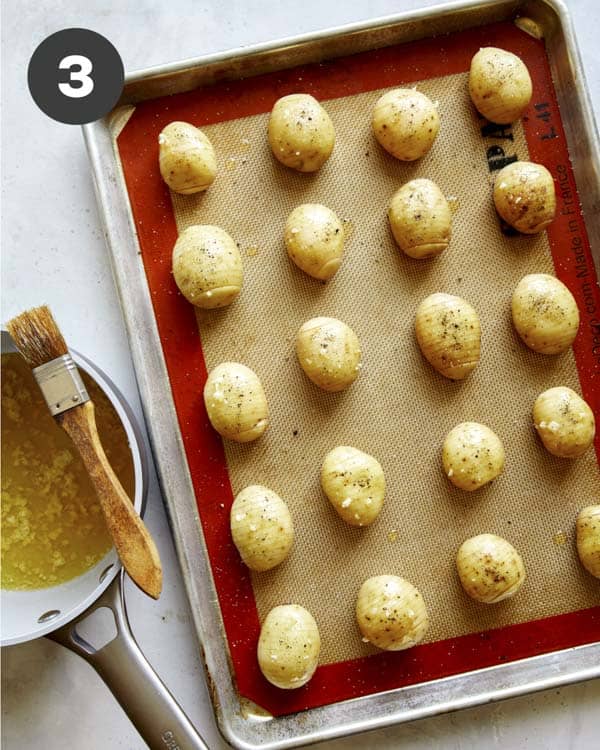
109, 8, 597, 732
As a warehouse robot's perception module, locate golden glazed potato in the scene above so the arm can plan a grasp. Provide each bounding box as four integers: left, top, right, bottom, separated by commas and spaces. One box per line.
456, 534, 525, 603
372, 88, 440, 161
388, 178, 452, 259
296, 317, 361, 392
257, 605, 320, 689
493, 161, 556, 234
284, 203, 345, 280
469, 47, 532, 124
321, 446, 385, 526
533, 387, 595, 458
415, 293, 481, 380
159, 121, 217, 194
356, 576, 429, 651
268, 94, 335, 172
230, 486, 294, 571
576, 506, 600, 579
511, 274, 579, 354
172, 225, 243, 309
203, 362, 268, 442
443, 422, 505, 491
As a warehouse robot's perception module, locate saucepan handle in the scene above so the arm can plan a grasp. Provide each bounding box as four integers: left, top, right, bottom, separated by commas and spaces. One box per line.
49, 571, 210, 750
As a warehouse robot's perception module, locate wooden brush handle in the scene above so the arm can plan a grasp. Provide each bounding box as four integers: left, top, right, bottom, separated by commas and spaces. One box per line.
58, 401, 162, 599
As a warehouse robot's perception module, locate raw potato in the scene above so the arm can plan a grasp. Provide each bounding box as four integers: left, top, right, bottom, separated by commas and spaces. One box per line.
493, 161, 556, 234
356, 576, 429, 651
415, 293, 481, 380
388, 178, 452, 259
511, 274, 579, 354
268, 94, 335, 172
372, 88, 440, 161
469, 47, 532, 124
443, 422, 505, 491
172, 225, 243, 309
284, 204, 345, 280
576, 505, 600, 579
230, 486, 294, 571
296, 317, 361, 392
257, 605, 320, 689
203, 362, 268, 442
456, 534, 526, 603
159, 121, 217, 194
533, 386, 595, 458
321, 446, 385, 527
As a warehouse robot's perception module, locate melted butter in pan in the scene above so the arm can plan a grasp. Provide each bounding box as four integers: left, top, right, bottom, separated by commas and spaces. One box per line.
1, 353, 134, 590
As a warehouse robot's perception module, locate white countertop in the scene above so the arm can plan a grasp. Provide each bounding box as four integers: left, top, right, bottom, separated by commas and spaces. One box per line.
1, 0, 599, 748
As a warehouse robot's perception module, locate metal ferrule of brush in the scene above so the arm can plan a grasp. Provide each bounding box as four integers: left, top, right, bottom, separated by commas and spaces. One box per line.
33, 353, 90, 416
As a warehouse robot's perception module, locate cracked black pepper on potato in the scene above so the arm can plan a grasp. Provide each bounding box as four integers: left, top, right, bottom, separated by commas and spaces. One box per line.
533, 386, 595, 458
321, 445, 385, 526
257, 604, 321, 688
415, 293, 481, 380
172, 224, 243, 309
493, 161, 556, 234
356, 575, 429, 651
284, 203, 345, 280
511, 273, 579, 354
203, 362, 268, 442
456, 534, 525, 603
296, 316, 362, 392
372, 88, 440, 161
388, 178, 452, 259
159, 121, 217, 194
230, 485, 294, 571
268, 94, 335, 172
442, 422, 505, 492
469, 47, 532, 124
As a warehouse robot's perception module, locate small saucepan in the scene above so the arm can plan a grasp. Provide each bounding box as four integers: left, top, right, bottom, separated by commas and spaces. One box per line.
1, 330, 208, 750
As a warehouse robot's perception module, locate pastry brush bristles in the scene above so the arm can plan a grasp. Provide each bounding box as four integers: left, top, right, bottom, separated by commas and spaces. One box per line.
6, 306, 69, 368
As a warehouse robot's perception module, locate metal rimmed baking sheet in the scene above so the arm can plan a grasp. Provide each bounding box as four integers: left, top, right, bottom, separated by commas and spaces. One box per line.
84, 1, 600, 747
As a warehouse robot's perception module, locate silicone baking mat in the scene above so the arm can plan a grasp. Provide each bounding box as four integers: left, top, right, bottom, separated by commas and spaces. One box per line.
116, 21, 600, 716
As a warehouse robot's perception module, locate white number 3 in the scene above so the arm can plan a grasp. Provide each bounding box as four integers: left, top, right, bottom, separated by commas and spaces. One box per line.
58, 55, 94, 98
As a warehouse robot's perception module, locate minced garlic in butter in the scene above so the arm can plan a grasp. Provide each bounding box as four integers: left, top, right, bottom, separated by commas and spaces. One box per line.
1, 353, 135, 589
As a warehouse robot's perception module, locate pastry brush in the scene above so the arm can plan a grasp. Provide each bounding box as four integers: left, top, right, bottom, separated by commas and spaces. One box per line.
7, 305, 162, 599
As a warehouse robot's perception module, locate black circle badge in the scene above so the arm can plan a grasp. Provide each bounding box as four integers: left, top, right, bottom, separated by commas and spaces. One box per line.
28, 28, 124, 125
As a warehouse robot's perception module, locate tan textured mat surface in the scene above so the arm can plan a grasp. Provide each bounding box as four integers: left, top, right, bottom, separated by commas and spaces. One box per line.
170, 72, 599, 665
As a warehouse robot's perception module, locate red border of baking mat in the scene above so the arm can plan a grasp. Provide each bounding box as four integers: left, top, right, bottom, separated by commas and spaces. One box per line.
117, 21, 600, 715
